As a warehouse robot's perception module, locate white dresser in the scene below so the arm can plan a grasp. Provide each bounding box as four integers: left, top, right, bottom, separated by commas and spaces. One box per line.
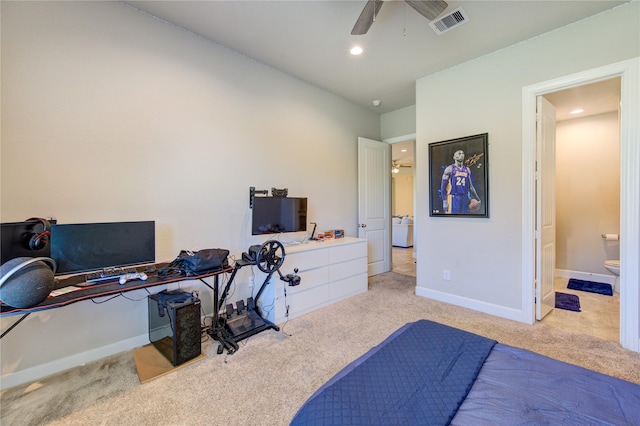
260, 237, 368, 325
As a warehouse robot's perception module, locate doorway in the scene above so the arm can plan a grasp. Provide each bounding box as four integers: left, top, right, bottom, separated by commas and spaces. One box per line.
538, 78, 621, 342
388, 137, 416, 275
521, 58, 640, 352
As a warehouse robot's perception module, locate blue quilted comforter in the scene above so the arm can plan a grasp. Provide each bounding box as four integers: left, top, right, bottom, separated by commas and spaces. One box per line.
291, 320, 496, 425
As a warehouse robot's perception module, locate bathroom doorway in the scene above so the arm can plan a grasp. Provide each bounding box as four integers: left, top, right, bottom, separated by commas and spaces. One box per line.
538, 78, 621, 342
523, 59, 639, 351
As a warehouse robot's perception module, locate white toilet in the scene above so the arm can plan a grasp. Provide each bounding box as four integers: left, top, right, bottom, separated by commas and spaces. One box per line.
604, 259, 620, 292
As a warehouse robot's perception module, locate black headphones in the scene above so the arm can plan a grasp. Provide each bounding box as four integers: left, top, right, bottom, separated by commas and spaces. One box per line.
25, 217, 51, 250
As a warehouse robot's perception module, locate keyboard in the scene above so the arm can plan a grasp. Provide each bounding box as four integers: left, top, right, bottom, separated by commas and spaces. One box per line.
80, 267, 139, 286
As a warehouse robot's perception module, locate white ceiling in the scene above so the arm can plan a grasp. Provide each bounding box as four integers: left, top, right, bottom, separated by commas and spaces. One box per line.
544, 77, 621, 121
125, 0, 627, 114
392, 140, 415, 167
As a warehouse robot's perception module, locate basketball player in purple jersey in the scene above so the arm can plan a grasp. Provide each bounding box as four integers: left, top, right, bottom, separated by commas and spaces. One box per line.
440, 150, 481, 214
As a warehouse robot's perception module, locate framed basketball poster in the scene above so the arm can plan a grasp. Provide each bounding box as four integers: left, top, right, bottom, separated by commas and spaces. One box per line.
429, 133, 489, 218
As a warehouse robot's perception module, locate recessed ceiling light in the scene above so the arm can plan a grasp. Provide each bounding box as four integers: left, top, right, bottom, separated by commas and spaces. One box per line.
350, 46, 363, 55
570, 108, 585, 114
401, 149, 407, 153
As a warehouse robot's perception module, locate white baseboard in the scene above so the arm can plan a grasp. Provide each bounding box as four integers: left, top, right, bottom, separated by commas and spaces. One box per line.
415, 286, 529, 324
555, 269, 616, 285
0, 334, 149, 390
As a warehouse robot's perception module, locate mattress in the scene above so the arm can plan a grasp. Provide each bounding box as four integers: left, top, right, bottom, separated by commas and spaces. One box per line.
291, 320, 640, 425
451, 343, 640, 425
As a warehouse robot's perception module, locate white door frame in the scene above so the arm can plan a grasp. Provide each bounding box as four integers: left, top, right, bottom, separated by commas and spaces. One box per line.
384, 133, 417, 259
521, 58, 640, 351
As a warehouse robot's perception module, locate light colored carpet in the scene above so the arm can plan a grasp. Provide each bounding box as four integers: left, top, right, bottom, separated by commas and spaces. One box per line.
2, 272, 640, 425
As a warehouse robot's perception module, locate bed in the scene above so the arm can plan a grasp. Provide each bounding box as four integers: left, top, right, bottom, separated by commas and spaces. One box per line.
291, 320, 640, 425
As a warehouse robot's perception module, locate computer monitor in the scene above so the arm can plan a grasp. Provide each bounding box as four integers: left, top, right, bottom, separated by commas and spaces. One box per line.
50, 221, 155, 275
251, 197, 307, 235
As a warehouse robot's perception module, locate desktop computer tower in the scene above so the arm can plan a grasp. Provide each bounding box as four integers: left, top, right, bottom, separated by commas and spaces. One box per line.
148, 290, 201, 366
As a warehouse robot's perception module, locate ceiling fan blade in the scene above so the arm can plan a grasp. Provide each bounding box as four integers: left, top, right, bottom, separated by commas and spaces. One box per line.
404, 0, 447, 21
351, 0, 384, 35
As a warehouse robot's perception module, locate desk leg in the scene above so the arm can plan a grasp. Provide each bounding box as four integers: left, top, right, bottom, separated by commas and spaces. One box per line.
205, 271, 241, 354
213, 275, 219, 328
1, 313, 30, 339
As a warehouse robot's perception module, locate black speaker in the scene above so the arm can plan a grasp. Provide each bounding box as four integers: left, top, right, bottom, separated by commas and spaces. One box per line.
0, 256, 56, 308
148, 290, 201, 366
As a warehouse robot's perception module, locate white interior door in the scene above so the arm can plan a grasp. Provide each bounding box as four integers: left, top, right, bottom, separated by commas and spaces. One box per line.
358, 137, 391, 276
536, 96, 557, 320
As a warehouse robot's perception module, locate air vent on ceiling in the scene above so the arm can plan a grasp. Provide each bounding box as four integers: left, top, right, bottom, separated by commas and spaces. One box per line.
429, 7, 469, 35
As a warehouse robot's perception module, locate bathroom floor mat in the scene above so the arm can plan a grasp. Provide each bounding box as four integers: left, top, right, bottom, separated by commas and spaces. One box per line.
567, 279, 613, 296
555, 292, 581, 312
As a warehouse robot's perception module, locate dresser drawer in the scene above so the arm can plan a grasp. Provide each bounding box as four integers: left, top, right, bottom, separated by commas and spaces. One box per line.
329, 257, 367, 282
328, 273, 368, 301
328, 241, 367, 263
285, 248, 329, 271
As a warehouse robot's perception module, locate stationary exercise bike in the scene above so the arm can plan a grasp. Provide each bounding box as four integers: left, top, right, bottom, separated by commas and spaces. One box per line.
207, 240, 300, 354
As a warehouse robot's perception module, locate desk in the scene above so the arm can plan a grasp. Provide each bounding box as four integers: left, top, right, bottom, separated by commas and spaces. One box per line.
0, 264, 233, 337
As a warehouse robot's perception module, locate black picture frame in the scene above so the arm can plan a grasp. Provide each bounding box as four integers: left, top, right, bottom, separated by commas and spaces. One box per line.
429, 133, 489, 218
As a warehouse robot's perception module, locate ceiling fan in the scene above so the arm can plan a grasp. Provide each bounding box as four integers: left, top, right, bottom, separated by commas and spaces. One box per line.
392, 161, 413, 173
352, 0, 448, 35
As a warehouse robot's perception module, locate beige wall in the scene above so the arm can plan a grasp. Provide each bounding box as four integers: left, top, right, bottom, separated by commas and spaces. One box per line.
414, 2, 638, 317
0, 1, 379, 387
555, 111, 620, 275
392, 174, 414, 217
